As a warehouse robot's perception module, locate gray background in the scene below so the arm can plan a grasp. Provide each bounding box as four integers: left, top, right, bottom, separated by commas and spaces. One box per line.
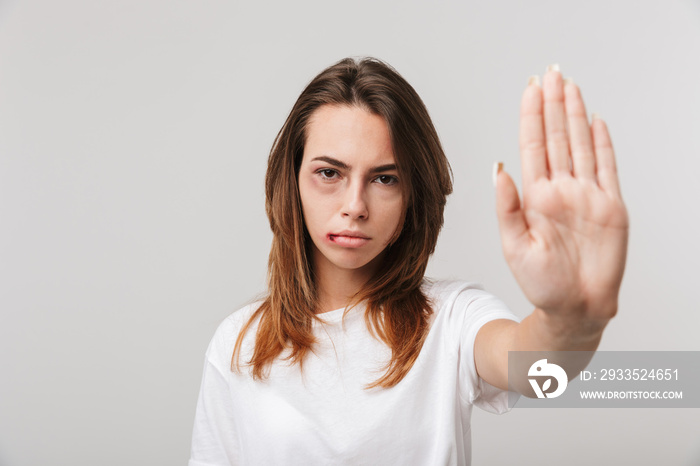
1, 1, 699, 465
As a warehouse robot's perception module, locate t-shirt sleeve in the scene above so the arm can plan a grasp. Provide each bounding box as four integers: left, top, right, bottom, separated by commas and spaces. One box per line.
189, 319, 240, 466
448, 282, 520, 414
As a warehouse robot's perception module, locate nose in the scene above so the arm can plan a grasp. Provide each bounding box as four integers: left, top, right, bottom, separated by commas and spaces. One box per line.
342, 180, 368, 220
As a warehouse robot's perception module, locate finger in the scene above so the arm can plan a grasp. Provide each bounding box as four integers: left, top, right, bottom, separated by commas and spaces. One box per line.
564, 79, 596, 180
519, 76, 547, 192
494, 163, 528, 256
543, 64, 571, 176
591, 115, 622, 197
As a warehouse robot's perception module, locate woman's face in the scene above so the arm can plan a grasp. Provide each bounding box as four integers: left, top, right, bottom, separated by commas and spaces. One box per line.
298, 104, 404, 281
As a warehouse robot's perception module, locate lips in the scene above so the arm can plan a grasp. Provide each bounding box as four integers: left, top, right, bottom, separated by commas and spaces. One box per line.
328, 230, 370, 248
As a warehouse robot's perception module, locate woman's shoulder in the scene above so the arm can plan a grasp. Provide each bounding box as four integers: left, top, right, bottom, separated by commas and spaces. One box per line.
421, 278, 519, 350
421, 277, 488, 305
421, 277, 518, 322
216, 300, 265, 337
204, 300, 265, 366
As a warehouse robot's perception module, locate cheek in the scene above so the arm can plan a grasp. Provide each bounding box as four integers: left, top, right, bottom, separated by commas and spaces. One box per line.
299, 177, 335, 227
298, 179, 314, 225
374, 193, 404, 232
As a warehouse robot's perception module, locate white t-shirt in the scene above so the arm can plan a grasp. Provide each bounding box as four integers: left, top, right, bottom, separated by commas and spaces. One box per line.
189, 279, 520, 466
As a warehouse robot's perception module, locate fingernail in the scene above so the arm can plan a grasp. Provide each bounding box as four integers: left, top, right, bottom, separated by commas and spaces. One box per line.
492, 162, 503, 187
592, 112, 602, 120
528, 75, 541, 86
563, 77, 574, 86
546, 63, 560, 73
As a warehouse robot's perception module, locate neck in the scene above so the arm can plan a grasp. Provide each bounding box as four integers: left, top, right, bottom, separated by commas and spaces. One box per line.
315, 271, 366, 314
312, 249, 382, 314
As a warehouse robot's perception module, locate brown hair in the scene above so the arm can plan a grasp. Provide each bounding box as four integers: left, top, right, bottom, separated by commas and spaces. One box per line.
232, 57, 453, 388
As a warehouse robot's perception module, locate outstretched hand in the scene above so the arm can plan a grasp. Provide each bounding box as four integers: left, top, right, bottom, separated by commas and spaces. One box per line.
494, 65, 629, 325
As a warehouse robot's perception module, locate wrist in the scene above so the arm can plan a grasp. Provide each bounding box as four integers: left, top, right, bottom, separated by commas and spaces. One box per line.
531, 307, 611, 350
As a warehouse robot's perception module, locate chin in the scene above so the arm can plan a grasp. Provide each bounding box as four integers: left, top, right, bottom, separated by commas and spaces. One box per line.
330, 256, 374, 271
320, 249, 376, 271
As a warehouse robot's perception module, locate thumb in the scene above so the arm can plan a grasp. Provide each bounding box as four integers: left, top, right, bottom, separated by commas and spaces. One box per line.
494, 162, 528, 252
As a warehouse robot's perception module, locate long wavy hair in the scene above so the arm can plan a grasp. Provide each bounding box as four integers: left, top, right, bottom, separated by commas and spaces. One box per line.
232, 57, 453, 388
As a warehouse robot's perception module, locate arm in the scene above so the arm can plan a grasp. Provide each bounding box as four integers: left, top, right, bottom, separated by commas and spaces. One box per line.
190, 357, 238, 466
475, 65, 629, 392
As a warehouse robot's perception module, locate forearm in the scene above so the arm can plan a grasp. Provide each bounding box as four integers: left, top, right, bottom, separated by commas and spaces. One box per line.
511, 306, 612, 353
504, 305, 616, 396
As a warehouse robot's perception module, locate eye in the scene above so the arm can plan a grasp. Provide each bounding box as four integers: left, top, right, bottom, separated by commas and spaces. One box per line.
374, 174, 398, 186
317, 168, 339, 180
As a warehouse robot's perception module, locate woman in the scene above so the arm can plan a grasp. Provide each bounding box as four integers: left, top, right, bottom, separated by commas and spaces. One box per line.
189, 58, 629, 465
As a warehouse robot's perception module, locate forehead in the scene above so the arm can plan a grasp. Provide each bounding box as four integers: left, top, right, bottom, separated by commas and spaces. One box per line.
303, 105, 395, 165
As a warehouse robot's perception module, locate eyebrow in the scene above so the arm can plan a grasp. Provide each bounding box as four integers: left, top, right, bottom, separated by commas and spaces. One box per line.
310, 156, 397, 174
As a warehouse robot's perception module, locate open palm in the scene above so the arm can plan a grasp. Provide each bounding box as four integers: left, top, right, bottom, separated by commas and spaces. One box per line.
495, 66, 629, 322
